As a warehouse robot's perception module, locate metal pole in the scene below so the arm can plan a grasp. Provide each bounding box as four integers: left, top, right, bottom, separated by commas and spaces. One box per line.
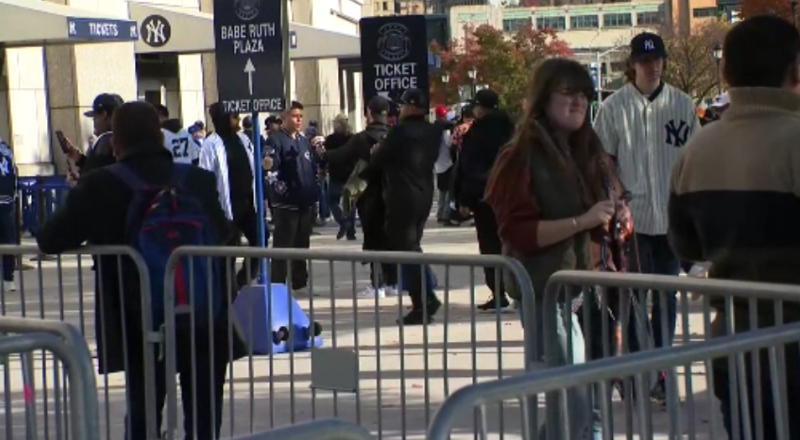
716, 60, 721, 96
282, 0, 291, 106
793, 1, 798, 27
252, 115, 268, 284
595, 51, 603, 105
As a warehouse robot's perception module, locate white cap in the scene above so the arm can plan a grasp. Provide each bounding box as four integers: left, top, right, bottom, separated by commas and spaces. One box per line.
710, 92, 730, 108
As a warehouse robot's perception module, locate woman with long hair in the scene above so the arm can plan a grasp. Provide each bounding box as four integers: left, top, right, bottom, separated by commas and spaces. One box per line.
485, 58, 630, 439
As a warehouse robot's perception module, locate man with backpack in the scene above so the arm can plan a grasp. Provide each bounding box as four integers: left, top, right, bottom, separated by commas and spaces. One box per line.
37, 101, 241, 440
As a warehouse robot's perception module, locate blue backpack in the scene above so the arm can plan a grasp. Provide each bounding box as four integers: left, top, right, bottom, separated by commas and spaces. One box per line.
109, 163, 222, 330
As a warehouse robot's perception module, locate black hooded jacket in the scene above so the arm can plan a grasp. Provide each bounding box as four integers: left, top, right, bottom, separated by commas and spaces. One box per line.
453, 109, 515, 209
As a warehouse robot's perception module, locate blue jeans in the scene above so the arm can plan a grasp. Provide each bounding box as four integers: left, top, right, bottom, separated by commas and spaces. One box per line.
0, 204, 16, 281
628, 233, 681, 352
328, 180, 355, 237
520, 293, 599, 440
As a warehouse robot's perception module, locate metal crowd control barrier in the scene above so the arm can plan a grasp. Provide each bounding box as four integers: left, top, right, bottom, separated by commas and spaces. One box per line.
0, 244, 158, 440
0, 318, 99, 440
223, 419, 375, 440
428, 320, 800, 440
539, 270, 800, 440
17, 176, 70, 237
161, 246, 536, 440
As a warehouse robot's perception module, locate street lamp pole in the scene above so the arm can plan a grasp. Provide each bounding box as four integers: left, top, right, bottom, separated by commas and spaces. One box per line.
793, 1, 799, 27
713, 43, 723, 96
441, 73, 450, 105
467, 67, 477, 98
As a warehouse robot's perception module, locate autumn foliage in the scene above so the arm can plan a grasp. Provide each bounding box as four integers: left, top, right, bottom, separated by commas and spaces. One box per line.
430, 25, 573, 114
741, 0, 798, 24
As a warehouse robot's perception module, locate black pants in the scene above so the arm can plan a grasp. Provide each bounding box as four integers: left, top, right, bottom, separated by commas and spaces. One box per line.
270, 207, 313, 289
230, 205, 262, 288
0, 204, 16, 281
384, 210, 434, 309
472, 201, 505, 297
126, 322, 229, 440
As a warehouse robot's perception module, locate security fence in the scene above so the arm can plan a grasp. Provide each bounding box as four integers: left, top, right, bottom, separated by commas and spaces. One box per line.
0, 244, 535, 440
0, 317, 98, 440
539, 270, 800, 440
428, 320, 800, 440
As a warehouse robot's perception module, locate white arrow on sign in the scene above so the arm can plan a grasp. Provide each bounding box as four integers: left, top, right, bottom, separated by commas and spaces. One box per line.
377, 91, 390, 99
244, 58, 256, 96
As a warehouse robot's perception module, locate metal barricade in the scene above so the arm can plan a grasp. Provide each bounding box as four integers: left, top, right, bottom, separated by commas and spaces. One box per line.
429, 320, 800, 440
0, 245, 158, 440
16, 177, 70, 237
160, 246, 535, 440
0, 318, 99, 440
539, 270, 800, 440
223, 419, 374, 440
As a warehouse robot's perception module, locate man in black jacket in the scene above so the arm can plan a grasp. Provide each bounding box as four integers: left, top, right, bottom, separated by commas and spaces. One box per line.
318, 96, 397, 297
37, 101, 239, 440
63, 93, 124, 176
453, 89, 514, 312
372, 89, 442, 324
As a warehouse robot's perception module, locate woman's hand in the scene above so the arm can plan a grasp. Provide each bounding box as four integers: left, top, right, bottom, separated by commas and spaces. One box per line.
578, 200, 615, 230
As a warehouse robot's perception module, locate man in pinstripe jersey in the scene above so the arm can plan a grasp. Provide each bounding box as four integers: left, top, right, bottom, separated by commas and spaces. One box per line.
593, 32, 700, 403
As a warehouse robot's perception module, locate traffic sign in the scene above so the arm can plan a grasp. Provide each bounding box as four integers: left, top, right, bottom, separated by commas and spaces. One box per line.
214, 0, 285, 114
360, 15, 430, 113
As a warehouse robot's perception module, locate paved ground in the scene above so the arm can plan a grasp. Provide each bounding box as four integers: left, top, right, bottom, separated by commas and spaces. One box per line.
0, 219, 729, 440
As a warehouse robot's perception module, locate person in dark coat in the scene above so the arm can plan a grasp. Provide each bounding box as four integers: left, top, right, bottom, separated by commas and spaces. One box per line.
62, 93, 124, 176
372, 89, 442, 324
318, 96, 396, 297
323, 114, 356, 240
36, 101, 242, 440
452, 89, 515, 312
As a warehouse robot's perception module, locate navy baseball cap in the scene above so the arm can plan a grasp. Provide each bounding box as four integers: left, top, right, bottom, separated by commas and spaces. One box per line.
84, 93, 123, 117
470, 89, 499, 109
630, 32, 667, 60
367, 96, 390, 116
265, 115, 282, 125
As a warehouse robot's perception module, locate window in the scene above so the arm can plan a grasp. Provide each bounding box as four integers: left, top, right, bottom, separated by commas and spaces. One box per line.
382, 1, 389, 10
636, 11, 662, 25
693, 7, 719, 18
503, 17, 532, 33
536, 16, 566, 31
570, 15, 599, 29
603, 12, 632, 27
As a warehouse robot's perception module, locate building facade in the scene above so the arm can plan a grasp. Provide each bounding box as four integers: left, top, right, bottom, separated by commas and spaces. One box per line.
1, 0, 363, 176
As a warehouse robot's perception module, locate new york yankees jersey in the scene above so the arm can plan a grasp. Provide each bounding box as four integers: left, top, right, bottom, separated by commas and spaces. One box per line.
593, 83, 699, 235
162, 129, 199, 164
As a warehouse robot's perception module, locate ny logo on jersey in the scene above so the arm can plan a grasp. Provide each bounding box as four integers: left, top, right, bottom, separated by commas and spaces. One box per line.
664, 119, 690, 147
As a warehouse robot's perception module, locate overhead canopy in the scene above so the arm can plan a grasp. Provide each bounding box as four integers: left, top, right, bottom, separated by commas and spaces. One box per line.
0, 0, 139, 47
128, 3, 360, 59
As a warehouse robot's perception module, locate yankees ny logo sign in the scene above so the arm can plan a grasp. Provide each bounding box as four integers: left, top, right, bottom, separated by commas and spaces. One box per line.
644, 40, 655, 51
141, 15, 171, 48
665, 120, 690, 147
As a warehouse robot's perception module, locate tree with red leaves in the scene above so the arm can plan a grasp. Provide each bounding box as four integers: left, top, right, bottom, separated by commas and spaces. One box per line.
430, 24, 572, 115
741, 0, 798, 25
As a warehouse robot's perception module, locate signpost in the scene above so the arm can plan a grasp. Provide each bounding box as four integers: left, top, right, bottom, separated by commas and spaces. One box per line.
359, 15, 430, 114
66, 17, 139, 42
214, 0, 286, 284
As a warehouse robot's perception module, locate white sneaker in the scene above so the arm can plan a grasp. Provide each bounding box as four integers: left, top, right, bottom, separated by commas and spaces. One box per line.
357, 286, 386, 299
3, 281, 15, 292
688, 264, 709, 278
383, 285, 401, 297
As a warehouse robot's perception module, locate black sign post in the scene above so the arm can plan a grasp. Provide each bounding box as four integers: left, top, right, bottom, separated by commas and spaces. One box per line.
214, 0, 285, 114
359, 15, 429, 113
214, 0, 286, 282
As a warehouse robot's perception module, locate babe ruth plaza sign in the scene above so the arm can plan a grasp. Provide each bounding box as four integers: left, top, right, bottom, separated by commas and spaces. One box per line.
214, 0, 285, 113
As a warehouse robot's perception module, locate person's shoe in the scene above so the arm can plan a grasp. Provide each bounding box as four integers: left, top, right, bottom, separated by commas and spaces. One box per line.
397, 298, 441, 325
3, 281, 15, 292
384, 285, 401, 297
336, 226, 346, 240
649, 374, 668, 406
346, 233, 357, 241
477, 295, 511, 312
357, 285, 386, 299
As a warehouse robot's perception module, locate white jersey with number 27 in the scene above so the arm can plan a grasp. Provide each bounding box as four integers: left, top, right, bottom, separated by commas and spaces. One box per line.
162, 129, 199, 164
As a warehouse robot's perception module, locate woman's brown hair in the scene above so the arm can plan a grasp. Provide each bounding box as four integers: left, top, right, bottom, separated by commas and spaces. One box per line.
505, 58, 609, 206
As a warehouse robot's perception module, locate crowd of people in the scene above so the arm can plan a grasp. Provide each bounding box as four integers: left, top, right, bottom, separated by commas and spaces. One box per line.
0, 12, 790, 440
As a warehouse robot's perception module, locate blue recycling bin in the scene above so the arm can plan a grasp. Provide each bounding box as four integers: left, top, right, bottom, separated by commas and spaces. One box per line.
17, 176, 70, 237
